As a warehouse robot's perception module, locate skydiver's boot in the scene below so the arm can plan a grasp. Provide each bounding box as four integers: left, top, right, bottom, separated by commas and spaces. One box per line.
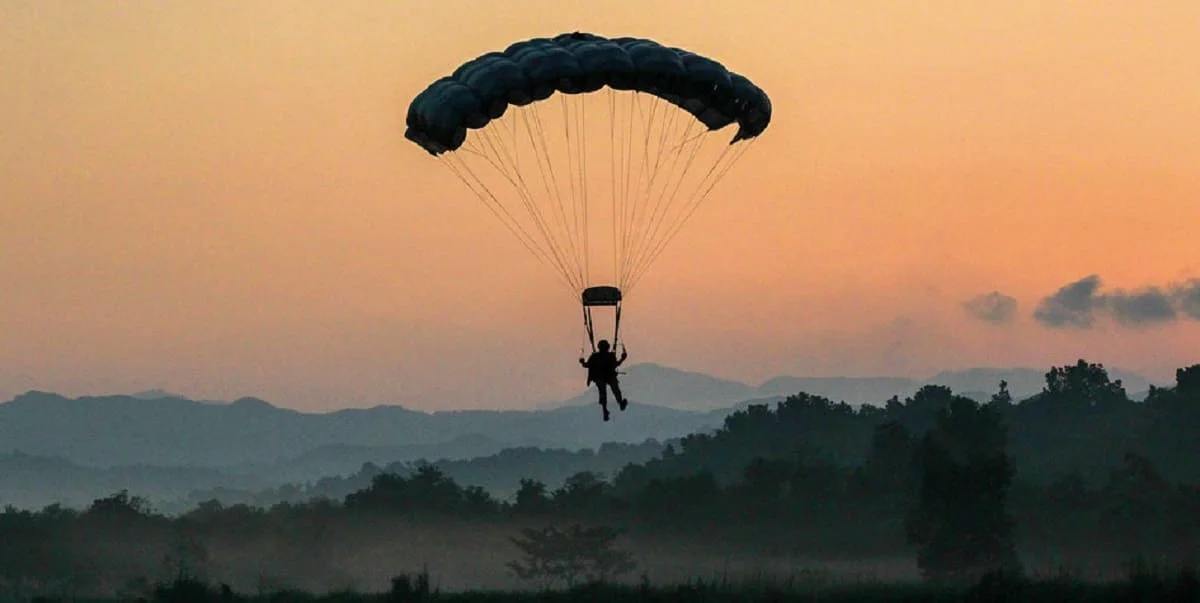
602, 405, 610, 421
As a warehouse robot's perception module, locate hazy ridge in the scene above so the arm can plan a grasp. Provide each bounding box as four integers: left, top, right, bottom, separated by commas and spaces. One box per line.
0, 363, 1156, 511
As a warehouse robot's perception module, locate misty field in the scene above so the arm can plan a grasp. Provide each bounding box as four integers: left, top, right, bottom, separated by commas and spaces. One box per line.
43, 565, 1200, 603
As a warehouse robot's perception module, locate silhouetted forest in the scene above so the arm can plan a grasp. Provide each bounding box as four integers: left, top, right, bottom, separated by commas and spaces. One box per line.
1, 360, 1197, 600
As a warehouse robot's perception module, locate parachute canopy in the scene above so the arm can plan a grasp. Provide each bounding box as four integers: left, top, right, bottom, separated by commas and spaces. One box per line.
403, 32, 770, 333
405, 32, 771, 156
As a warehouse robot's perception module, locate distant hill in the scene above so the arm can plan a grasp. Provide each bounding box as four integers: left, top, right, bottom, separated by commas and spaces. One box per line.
0, 364, 1157, 471
549, 363, 759, 411
757, 376, 920, 404
0, 362, 1160, 510
546, 363, 1157, 411
0, 451, 266, 510
0, 390, 725, 470
128, 388, 189, 401
231, 433, 512, 485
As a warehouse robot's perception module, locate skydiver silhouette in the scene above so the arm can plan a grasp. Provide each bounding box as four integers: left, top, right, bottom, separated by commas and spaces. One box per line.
579, 339, 628, 421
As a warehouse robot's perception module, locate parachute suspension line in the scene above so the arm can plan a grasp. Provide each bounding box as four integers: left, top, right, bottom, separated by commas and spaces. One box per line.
481, 124, 538, 220
578, 95, 590, 290
618, 92, 638, 294
450, 106, 591, 296
436, 153, 578, 296
622, 96, 681, 288
625, 142, 741, 290
623, 140, 738, 289
623, 93, 684, 293
477, 128, 575, 287
444, 87, 761, 311
616, 95, 650, 290
439, 150, 544, 264
530, 102, 585, 289
557, 95, 584, 288
536, 101, 590, 289
620, 101, 699, 290
627, 138, 757, 291
462, 131, 565, 282
608, 88, 619, 294
471, 125, 582, 293
612, 92, 627, 293
561, 93, 588, 291
614, 93, 630, 293
622, 93, 657, 290
621, 117, 707, 289
516, 105, 586, 291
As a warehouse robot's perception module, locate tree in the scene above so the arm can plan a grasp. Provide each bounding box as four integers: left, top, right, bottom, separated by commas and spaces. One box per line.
990, 380, 1013, 407
1176, 365, 1200, 397
161, 529, 209, 584
551, 472, 608, 516
1143, 366, 1200, 483
1041, 360, 1128, 409
742, 457, 793, 501
514, 479, 552, 515
906, 396, 1020, 583
858, 420, 917, 502
892, 385, 956, 437
633, 472, 721, 530
506, 524, 637, 589
86, 490, 153, 521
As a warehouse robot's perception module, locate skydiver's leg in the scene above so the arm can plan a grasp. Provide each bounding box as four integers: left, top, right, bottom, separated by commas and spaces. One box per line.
611, 379, 626, 411
597, 381, 610, 421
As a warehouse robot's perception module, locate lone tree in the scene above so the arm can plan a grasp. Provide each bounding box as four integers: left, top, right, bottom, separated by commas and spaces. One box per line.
507, 524, 637, 589
905, 395, 1020, 583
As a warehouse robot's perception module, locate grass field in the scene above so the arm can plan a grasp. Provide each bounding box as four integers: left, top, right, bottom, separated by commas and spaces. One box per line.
23, 564, 1194, 603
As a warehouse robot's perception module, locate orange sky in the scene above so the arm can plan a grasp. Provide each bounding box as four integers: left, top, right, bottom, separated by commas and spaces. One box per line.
2, 1, 1198, 411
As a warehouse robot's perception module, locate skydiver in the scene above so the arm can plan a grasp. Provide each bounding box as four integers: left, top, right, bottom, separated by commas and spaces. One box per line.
579, 340, 628, 421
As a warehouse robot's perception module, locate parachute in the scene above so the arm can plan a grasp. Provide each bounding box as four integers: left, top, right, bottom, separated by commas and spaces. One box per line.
404, 32, 771, 351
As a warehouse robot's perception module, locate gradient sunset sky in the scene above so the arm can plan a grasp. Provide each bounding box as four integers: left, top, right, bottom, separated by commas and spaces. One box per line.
3, 1, 1198, 411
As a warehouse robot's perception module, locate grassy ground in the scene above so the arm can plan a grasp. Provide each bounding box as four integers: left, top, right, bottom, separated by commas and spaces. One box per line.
31, 565, 1196, 603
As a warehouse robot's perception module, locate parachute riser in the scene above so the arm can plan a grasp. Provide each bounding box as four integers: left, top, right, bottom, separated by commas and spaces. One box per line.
613, 302, 622, 351
581, 300, 622, 353
583, 304, 596, 353
581, 285, 623, 353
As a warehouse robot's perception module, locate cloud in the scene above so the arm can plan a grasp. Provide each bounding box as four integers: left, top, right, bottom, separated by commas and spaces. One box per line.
1034, 275, 1103, 328
1172, 279, 1200, 320
1033, 275, 1200, 329
1106, 287, 1176, 326
962, 291, 1018, 324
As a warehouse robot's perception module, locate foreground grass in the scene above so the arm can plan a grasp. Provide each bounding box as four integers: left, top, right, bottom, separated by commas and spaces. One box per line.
42, 565, 1196, 603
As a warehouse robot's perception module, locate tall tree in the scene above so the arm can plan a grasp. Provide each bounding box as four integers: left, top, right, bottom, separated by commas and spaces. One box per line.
906, 396, 1019, 583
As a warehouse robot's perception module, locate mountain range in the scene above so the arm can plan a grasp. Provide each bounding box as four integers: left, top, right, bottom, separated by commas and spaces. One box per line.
0, 362, 1157, 510
545, 363, 1155, 411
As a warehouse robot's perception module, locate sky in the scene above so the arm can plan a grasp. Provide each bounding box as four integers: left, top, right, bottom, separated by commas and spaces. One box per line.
2, 1, 1198, 411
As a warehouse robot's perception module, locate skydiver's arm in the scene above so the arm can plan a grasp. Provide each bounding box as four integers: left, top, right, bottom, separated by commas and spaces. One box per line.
616, 349, 628, 366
